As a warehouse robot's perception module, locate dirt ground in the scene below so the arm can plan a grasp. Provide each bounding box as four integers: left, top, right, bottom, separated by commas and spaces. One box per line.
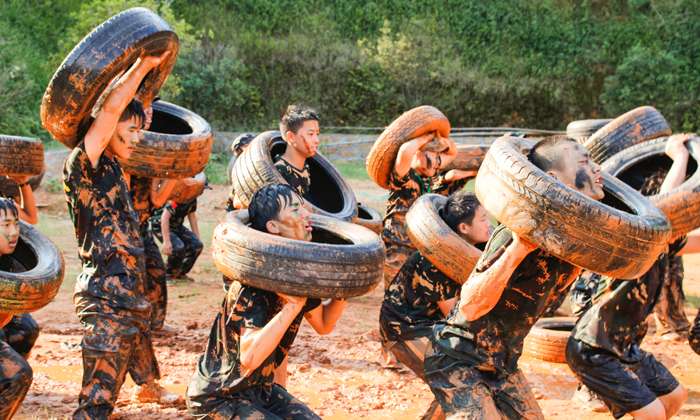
12, 182, 700, 419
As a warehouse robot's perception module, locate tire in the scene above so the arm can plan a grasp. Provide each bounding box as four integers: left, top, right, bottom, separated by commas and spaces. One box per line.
232, 131, 358, 222
0, 221, 65, 314
475, 136, 671, 280
522, 317, 576, 364
441, 144, 490, 172
0, 136, 44, 177
168, 171, 206, 203
0, 169, 45, 198
366, 106, 450, 189
355, 203, 382, 235
601, 136, 700, 237
565, 119, 614, 141
41, 7, 180, 149
212, 211, 385, 299
405, 194, 482, 285
226, 154, 238, 185
583, 106, 671, 164
121, 101, 213, 179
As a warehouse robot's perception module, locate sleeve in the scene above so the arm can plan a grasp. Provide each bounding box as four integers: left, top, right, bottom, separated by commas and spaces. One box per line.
165, 201, 178, 215
473, 224, 514, 274
433, 172, 469, 196
669, 235, 688, 257
188, 200, 198, 214
417, 258, 461, 302
389, 167, 411, 190
226, 286, 271, 330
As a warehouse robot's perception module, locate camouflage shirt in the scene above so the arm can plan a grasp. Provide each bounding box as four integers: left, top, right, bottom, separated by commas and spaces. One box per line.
129, 176, 154, 233
274, 156, 310, 196
382, 168, 467, 247
186, 282, 321, 415
63, 142, 145, 279
151, 200, 197, 231
379, 251, 461, 342
432, 224, 579, 375
573, 236, 687, 362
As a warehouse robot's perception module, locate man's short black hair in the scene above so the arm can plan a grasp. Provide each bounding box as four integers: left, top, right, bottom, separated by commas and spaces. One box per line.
232, 133, 255, 156
119, 98, 146, 128
528, 135, 577, 172
0, 197, 18, 220
640, 168, 669, 196
279, 105, 320, 139
441, 190, 482, 233
249, 183, 304, 232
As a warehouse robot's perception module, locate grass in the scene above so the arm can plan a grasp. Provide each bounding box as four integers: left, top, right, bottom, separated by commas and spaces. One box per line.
686, 294, 700, 310
332, 161, 371, 182
205, 153, 231, 186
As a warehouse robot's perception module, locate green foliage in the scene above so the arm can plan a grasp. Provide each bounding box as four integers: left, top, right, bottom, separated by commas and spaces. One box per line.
204, 153, 230, 186
331, 161, 371, 182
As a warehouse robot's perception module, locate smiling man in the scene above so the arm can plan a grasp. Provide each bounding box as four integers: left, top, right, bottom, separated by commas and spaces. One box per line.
423, 135, 604, 419
186, 183, 346, 419
274, 105, 321, 197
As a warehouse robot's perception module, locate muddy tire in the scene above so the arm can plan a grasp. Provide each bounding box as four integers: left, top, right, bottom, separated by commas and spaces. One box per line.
0, 221, 65, 314
355, 203, 382, 235
366, 106, 450, 189
475, 136, 671, 280
168, 172, 206, 203
582, 106, 671, 164
0, 169, 45, 198
601, 135, 700, 236
41, 8, 179, 149
522, 317, 576, 364
0, 136, 44, 177
212, 211, 385, 299
121, 101, 213, 179
405, 194, 482, 285
226, 154, 238, 185
232, 131, 358, 222
441, 144, 490, 172
566, 119, 614, 141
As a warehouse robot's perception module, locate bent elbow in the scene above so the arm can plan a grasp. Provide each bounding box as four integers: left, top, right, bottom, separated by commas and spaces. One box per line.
459, 303, 483, 322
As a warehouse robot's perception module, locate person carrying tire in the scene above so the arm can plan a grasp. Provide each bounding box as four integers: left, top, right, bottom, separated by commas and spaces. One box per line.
566, 134, 696, 420
186, 183, 347, 419
62, 52, 181, 419
151, 178, 210, 282
0, 198, 35, 419
274, 105, 320, 196
128, 98, 177, 334
379, 190, 491, 420
226, 133, 255, 212
423, 135, 605, 419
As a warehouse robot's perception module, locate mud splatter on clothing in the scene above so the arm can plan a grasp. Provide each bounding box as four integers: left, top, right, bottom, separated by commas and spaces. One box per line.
380, 251, 460, 342
186, 282, 321, 416
152, 200, 202, 278
0, 339, 33, 420
569, 271, 607, 317
653, 255, 690, 334
151, 200, 197, 231
274, 156, 310, 196
129, 176, 154, 229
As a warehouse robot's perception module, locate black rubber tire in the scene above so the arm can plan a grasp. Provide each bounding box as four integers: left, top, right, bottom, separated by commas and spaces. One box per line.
227, 154, 238, 185
41, 7, 179, 149
601, 136, 700, 237
212, 211, 385, 299
0, 136, 44, 177
168, 172, 206, 203
522, 317, 576, 364
565, 119, 614, 141
475, 136, 671, 280
355, 203, 382, 235
0, 221, 65, 314
441, 144, 490, 172
366, 106, 451, 190
583, 106, 671, 164
232, 131, 359, 222
121, 101, 213, 179
406, 194, 482, 285
0, 169, 45, 198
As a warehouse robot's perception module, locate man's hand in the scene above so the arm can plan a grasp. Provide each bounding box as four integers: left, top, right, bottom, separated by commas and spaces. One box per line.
512, 231, 538, 256
8, 175, 28, 185
141, 51, 171, 70
162, 240, 172, 256
665, 133, 690, 161
277, 293, 307, 314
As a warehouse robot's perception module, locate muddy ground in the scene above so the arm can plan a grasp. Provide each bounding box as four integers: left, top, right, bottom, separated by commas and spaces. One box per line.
12, 182, 700, 419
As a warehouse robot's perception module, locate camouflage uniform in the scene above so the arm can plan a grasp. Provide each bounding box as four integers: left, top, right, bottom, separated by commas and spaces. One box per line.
653, 255, 690, 335
425, 224, 579, 419
186, 282, 322, 419
64, 142, 159, 420
151, 200, 203, 279
569, 271, 607, 317
129, 176, 168, 330
380, 251, 461, 420
0, 254, 34, 418
274, 156, 311, 196
566, 238, 687, 419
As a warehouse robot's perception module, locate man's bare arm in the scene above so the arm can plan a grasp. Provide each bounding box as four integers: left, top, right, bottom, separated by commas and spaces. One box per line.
150, 179, 176, 208
303, 298, 346, 335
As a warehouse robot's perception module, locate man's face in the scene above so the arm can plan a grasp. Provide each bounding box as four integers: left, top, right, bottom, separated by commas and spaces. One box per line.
106, 117, 141, 160
459, 205, 492, 245
269, 195, 312, 241
413, 150, 441, 177
143, 105, 153, 131
288, 120, 320, 158
549, 142, 604, 201
0, 209, 19, 255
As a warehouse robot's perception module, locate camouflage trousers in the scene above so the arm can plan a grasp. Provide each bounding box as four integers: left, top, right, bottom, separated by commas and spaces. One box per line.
688, 309, 700, 356
653, 256, 690, 334
196, 383, 320, 420
143, 228, 167, 330
424, 342, 543, 420
380, 242, 415, 369
73, 273, 160, 420
0, 339, 33, 420
0, 313, 40, 359
154, 225, 203, 278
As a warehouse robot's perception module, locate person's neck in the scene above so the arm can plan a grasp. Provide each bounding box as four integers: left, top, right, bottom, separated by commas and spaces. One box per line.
281, 147, 306, 170
104, 148, 115, 160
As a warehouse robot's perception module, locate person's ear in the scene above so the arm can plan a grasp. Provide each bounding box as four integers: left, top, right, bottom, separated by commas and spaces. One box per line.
286, 130, 295, 145
546, 170, 560, 182
459, 222, 470, 237
266, 220, 281, 234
